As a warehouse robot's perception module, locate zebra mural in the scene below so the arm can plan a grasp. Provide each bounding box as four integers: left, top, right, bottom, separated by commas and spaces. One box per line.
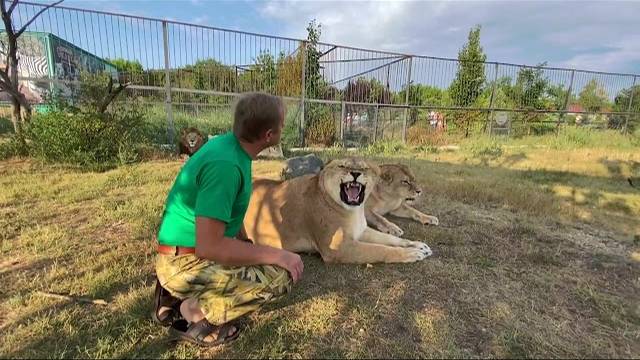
0, 31, 117, 106
0, 32, 50, 103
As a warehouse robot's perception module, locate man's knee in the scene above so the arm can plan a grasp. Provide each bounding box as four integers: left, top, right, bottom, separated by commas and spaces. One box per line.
261, 265, 293, 297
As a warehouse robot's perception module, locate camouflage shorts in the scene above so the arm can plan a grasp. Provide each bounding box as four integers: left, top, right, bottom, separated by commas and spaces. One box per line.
155, 254, 292, 325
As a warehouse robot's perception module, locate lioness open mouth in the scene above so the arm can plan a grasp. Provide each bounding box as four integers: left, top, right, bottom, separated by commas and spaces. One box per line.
340, 181, 365, 206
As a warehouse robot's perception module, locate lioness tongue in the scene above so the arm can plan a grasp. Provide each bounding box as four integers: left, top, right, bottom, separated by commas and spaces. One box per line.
346, 186, 360, 201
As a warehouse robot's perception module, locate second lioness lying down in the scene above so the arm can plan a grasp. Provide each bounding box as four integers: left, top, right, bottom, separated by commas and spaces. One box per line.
365, 163, 439, 237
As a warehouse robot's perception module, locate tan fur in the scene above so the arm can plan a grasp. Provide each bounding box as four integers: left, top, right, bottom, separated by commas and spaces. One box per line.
365, 164, 439, 237
244, 157, 432, 264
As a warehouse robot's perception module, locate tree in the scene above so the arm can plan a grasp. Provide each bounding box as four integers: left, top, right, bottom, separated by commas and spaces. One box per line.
184, 59, 235, 93
612, 84, 640, 131
449, 25, 486, 107
448, 25, 487, 137
578, 79, 611, 112
276, 46, 304, 97
0, 0, 63, 145
108, 58, 143, 73
305, 19, 322, 99
506, 63, 549, 109
343, 77, 391, 104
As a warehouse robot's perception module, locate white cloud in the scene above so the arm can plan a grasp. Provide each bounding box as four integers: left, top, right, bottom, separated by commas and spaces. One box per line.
258, 0, 640, 73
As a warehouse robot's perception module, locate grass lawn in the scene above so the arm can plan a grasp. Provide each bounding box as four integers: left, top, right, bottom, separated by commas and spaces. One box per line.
1, 144, 639, 358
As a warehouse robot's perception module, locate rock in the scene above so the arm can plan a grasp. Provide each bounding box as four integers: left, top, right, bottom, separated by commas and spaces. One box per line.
257, 144, 284, 159
281, 153, 324, 180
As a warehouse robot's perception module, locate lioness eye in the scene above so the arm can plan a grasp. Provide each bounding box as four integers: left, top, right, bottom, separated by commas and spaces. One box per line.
402, 180, 410, 185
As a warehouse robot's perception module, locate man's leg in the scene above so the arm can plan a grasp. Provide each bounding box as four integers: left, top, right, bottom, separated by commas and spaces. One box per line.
156, 254, 292, 342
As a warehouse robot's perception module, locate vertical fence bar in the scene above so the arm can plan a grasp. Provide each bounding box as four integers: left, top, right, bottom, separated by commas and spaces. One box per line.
373, 104, 379, 142
341, 101, 346, 146
624, 75, 637, 134
487, 62, 499, 136
557, 69, 575, 133
402, 56, 412, 143
162, 21, 175, 147
300, 41, 307, 147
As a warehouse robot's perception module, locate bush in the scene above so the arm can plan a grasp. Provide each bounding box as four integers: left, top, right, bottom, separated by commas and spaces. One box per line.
462, 137, 504, 158
0, 136, 27, 160
305, 104, 336, 146
27, 104, 147, 170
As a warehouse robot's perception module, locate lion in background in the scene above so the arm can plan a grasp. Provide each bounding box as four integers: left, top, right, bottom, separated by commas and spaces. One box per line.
178, 127, 206, 157
365, 164, 439, 237
244, 157, 432, 264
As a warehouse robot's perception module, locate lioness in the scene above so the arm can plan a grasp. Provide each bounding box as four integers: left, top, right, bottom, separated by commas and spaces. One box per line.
244, 157, 432, 264
178, 127, 206, 157
365, 164, 439, 237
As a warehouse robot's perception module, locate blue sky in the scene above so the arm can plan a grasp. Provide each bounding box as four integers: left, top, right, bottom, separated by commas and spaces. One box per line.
49, 0, 639, 75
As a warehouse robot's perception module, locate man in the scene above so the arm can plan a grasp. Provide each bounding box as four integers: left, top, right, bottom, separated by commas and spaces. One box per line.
152, 92, 304, 347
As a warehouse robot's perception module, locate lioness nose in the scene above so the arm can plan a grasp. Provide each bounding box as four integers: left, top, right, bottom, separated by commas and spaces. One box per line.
350, 171, 361, 180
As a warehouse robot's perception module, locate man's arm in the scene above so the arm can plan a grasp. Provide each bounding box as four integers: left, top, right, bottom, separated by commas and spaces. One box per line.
236, 223, 249, 241
195, 217, 303, 282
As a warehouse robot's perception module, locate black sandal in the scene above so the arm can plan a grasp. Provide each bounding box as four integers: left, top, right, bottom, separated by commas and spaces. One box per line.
169, 318, 241, 347
151, 278, 183, 326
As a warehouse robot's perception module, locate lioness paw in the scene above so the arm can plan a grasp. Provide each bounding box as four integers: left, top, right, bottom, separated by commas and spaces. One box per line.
400, 248, 428, 262
407, 241, 432, 255
388, 224, 404, 237
420, 215, 439, 226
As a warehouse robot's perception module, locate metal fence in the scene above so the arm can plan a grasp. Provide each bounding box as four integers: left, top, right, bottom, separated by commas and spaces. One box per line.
2, 1, 639, 147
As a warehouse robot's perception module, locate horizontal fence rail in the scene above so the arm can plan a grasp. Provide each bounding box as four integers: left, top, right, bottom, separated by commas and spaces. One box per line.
0, 0, 638, 147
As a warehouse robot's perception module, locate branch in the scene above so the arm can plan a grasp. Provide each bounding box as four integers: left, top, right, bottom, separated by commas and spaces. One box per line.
98, 81, 130, 113
16, 0, 64, 38
36, 291, 109, 306
7, 0, 19, 16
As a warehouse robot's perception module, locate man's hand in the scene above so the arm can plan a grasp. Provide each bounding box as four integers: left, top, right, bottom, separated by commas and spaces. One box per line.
275, 250, 304, 283
196, 217, 303, 283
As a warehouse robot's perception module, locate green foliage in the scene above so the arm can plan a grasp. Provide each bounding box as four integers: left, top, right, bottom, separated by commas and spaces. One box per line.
305, 19, 323, 99
0, 116, 13, 135
578, 79, 611, 112
343, 77, 392, 104
27, 106, 146, 170
506, 63, 549, 109
449, 25, 486, 107
108, 58, 144, 73
184, 59, 236, 95
305, 103, 336, 146
361, 140, 408, 156
25, 74, 147, 170
0, 136, 28, 159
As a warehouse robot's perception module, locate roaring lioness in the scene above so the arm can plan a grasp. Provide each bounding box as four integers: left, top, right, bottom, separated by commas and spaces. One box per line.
365, 164, 439, 237
244, 157, 432, 264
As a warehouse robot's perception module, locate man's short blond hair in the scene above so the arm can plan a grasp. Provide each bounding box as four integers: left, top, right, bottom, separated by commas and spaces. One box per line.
233, 92, 284, 142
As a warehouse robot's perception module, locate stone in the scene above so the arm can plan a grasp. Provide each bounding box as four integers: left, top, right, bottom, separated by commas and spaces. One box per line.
257, 144, 284, 159
281, 153, 324, 180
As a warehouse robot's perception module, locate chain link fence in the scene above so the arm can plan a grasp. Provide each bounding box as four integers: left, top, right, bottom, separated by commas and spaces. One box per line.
1, 1, 638, 149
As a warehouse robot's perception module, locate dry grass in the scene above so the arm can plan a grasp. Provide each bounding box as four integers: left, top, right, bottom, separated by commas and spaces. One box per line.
1, 144, 639, 358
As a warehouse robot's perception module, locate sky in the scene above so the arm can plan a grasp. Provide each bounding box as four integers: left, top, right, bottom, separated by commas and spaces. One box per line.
48, 0, 640, 75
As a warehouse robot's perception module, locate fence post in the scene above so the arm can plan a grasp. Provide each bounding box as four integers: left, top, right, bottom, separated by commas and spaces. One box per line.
373, 104, 379, 142
340, 101, 346, 146
487, 62, 499, 136
624, 75, 637, 134
162, 21, 175, 148
557, 69, 575, 134
299, 41, 307, 147
402, 56, 413, 143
